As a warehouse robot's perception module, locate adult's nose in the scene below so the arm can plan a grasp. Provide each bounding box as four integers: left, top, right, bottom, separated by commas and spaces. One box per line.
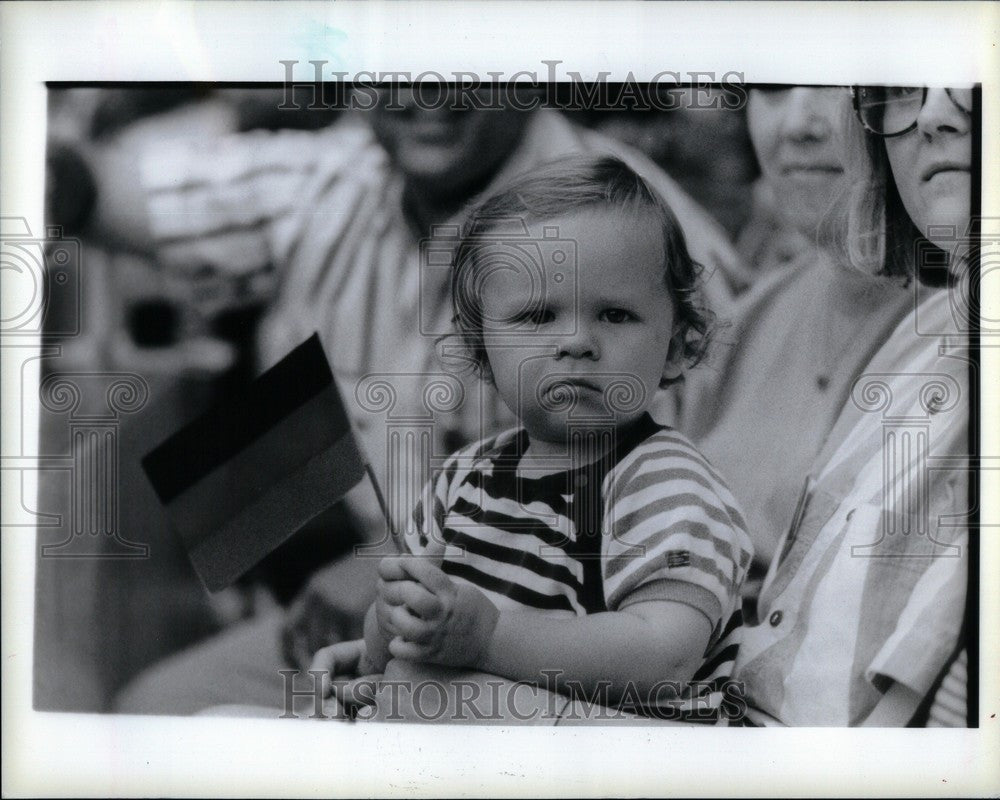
916, 88, 971, 140
781, 86, 839, 143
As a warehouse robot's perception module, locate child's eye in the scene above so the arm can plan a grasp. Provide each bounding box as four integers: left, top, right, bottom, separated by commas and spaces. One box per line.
513, 308, 554, 326
600, 308, 637, 324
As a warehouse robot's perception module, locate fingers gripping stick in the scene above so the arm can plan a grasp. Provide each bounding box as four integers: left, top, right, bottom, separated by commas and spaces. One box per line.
379, 553, 498, 666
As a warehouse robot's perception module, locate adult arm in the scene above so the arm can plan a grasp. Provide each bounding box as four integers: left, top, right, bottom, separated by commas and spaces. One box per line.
48, 122, 372, 317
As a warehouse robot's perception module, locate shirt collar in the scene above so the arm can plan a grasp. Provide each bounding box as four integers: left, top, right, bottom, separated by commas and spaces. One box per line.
493, 412, 664, 484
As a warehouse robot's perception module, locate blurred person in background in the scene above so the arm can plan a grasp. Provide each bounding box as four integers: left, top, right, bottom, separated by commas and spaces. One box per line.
36, 87, 353, 712
678, 86, 918, 593
587, 84, 811, 286
49, 84, 744, 714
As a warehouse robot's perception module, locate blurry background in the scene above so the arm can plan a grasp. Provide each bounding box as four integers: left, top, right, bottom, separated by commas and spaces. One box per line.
35, 85, 761, 712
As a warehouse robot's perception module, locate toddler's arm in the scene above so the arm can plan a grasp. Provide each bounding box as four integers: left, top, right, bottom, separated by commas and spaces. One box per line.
381, 556, 710, 705
481, 601, 710, 703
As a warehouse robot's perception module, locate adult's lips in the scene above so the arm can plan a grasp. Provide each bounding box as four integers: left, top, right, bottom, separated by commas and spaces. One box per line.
782, 163, 843, 175
404, 117, 465, 143
922, 161, 971, 181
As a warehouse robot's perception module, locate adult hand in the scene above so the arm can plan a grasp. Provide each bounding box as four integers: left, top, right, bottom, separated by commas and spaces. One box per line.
309, 638, 381, 719
358, 660, 679, 727
281, 556, 379, 670
360, 659, 564, 725
376, 557, 499, 668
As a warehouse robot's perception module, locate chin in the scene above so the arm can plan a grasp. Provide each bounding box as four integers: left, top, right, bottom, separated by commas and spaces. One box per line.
921, 202, 971, 247
397, 145, 468, 179
780, 186, 840, 236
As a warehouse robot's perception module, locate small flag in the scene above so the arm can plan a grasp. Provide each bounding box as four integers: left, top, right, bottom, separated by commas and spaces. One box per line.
142, 334, 366, 592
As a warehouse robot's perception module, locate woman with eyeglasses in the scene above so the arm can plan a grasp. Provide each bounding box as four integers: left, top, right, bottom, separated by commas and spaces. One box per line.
726, 86, 974, 726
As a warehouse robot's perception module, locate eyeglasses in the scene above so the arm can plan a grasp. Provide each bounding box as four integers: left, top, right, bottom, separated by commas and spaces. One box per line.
851, 86, 973, 137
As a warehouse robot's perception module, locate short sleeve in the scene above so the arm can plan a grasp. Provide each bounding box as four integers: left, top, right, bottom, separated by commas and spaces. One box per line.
601, 432, 754, 639
926, 649, 968, 727
865, 521, 968, 702
858, 409, 969, 701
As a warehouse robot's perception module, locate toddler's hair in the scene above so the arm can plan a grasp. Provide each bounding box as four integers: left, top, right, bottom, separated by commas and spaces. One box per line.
449, 154, 714, 387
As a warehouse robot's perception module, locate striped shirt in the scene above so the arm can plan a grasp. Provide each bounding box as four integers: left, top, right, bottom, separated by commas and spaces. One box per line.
139, 110, 744, 539
730, 288, 970, 726
404, 413, 754, 718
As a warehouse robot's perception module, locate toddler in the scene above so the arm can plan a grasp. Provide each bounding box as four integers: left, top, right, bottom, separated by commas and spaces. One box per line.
334, 155, 752, 719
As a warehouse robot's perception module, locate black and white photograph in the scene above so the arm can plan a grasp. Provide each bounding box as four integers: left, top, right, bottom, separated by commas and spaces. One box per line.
2, 2, 998, 796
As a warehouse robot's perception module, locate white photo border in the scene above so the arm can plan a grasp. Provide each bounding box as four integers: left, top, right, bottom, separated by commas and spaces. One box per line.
2, 1, 998, 797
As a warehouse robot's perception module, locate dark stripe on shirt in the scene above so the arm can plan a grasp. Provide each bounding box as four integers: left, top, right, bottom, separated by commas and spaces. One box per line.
442, 528, 581, 588
442, 560, 577, 613
692, 643, 740, 681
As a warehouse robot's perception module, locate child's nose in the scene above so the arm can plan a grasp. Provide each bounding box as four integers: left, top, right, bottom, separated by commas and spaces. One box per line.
556, 327, 600, 360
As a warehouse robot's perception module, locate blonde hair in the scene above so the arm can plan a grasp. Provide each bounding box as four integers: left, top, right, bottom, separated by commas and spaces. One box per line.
835, 97, 923, 279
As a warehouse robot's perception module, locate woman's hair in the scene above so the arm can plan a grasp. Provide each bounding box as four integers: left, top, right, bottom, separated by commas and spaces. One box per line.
836, 98, 927, 279
448, 154, 714, 387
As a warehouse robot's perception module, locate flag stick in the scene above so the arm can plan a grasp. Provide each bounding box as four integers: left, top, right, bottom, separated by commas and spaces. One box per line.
364, 462, 403, 554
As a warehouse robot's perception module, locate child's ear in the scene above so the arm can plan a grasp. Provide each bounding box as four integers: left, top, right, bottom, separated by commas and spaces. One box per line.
661, 333, 685, 383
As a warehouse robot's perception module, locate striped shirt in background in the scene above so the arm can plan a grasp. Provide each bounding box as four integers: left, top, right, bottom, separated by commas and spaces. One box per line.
139, 110, 745, 539
404, 413, 754, 720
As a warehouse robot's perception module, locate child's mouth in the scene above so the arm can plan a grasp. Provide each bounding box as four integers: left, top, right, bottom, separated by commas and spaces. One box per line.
543, 378, 602, 397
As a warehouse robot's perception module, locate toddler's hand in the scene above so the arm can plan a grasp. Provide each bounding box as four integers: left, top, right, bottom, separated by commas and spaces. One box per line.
379, 556, 499, 669
375, 556, 442, 640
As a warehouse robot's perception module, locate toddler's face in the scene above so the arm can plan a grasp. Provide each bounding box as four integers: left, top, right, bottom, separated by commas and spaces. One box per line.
478, 209, 680, 445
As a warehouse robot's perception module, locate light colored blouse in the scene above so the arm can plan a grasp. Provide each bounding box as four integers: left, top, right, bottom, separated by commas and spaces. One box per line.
735, 287, 969, 725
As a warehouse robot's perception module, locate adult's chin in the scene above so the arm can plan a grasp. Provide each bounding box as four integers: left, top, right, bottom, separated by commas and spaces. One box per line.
920, 199, 972, 250
777, 178, 845, 239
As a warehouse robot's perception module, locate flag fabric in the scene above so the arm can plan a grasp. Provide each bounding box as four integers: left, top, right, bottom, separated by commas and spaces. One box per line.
142, 333, 366, 592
